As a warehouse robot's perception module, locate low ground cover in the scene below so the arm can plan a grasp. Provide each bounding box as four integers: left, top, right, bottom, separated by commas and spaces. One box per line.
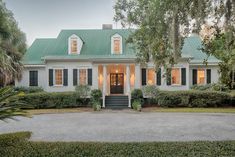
0, 132, 235, 157
142, 107, 235, 113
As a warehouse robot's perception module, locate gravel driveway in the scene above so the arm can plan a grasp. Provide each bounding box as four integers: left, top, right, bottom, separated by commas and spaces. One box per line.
1, 111, 235, 142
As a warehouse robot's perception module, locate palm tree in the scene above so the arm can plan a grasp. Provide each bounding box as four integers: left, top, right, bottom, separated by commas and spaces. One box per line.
0, 87, 27, 120
0, 1, 27, 87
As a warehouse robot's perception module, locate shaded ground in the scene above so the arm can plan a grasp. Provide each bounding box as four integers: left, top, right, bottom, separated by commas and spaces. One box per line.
1, 111, 235, 142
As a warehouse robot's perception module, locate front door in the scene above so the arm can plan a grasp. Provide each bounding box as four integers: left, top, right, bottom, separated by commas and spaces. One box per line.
110, 73, 124, 94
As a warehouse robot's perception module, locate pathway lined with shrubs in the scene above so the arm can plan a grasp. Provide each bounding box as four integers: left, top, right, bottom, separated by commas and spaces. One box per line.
1, 112, 235, 142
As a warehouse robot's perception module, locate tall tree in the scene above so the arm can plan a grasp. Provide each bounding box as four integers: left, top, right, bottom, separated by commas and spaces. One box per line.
202, 0, 235, 88
0, 0, 26, 87
114, 0, 210, 69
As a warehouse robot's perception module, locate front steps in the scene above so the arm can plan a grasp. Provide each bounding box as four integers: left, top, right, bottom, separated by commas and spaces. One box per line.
105, 95, 129, 109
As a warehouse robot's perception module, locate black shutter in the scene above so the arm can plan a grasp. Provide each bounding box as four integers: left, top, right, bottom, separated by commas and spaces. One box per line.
141, 68, 146, 86
88, 69, 92, 86
207, 69, 211, 84
181, 68, 186, 85
192, 69, 197, 85
63, 69, 68, 86
49, 69, 53, 86
167, 68, 171, 85
156, 68, 161, 86
29, 71, 38, 86
73, 69, 78, 86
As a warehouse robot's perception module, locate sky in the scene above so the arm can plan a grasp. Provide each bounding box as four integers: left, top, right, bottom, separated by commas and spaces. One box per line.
4, 0, 120, 46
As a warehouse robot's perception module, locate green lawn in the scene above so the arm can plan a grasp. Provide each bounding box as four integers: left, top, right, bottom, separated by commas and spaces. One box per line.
143, 107, 235, 113
1, 132, 235, 157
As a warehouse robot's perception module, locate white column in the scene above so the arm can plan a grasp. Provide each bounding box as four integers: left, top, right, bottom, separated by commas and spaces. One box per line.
135, 64, 141, 89
126, 65, 131, 107
92, 65, 98, 90
102, 65, 107, 108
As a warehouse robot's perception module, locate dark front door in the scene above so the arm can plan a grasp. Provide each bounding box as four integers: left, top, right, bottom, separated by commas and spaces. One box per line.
110, 73, 124, 94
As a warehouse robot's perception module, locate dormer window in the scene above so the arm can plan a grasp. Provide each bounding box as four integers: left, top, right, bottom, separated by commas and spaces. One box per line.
71, 37, 78, 53
111, 34, 122, 54
68, 34, 83, 55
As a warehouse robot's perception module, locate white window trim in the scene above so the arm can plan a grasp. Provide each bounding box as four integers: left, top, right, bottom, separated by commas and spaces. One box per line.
111, 33, 123, 55
68, 34, 82, 55
171, 67, 181, 86
53, 68, 64, 87
146, 68, 156, 86
77, 68, 88, 85
197, 68, 206, 85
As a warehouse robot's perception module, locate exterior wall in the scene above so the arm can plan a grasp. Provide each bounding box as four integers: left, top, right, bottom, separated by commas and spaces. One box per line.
189, 65, 220, 86
45, 61, 93, 92
15, 67, 46, 89
16, 61, 220, 93
143, 61, 190, 91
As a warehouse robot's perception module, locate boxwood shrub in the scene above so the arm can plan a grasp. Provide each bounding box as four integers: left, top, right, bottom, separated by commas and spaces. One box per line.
156, 90, 232, 108
18, 92, 91, 109
1, 132, 235, 157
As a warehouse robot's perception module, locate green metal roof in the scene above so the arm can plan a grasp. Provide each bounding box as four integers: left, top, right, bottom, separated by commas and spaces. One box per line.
181, 35, 220, 63
23, 29, 220, 65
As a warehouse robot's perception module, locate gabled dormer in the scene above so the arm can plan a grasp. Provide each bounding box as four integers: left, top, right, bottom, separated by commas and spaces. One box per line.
68, 34, 83, 55
111, 33, 123, 55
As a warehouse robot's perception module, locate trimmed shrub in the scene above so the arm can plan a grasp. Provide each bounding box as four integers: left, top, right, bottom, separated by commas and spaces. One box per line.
156, 90, 232, 108
131, 89, 144, 108
191, 83, 230, 92
132, 100, 142, 111
142, 85, 159, 106
90, 89, 102, 111
13, 86, 43, 93
17, 92, 90, 109
1, 132, 235, 157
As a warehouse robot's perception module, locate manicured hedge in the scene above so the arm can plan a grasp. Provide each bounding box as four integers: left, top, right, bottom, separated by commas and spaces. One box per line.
14, 86, 44, 93
18, 92, 91, 109
156, 90, 233, 108
1, 132, 235, 157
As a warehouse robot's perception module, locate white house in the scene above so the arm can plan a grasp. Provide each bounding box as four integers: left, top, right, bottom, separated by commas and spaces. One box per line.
16, 26, 220, 108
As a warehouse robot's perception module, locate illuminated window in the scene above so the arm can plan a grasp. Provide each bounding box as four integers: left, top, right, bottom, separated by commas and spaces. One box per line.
70, 37, 78, 54
147, 69, 155, 85
113, 37, 121, 54
171, 68, 180, 85
79, 69, 87, 85
55, 69, 63, 85
111, 34, 122, 54
197, 69, 205, 85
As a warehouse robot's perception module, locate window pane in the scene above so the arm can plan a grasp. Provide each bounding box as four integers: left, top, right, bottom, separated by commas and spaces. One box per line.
55, 69, 63, 85
79, 69, 87, 85
147, 69, 155, 85
113, 38, 120, 54
29, 71, 38, 86
197, 69, 205, 84
171, 68, 180, 85
71, 39, 77, 53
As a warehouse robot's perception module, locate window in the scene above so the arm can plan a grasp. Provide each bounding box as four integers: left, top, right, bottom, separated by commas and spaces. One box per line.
29, 71, 38, 86
113, 37, 121, 54
79, 69, 87, 85
171, 68, 180, 85
197, 69, 205, 85
111, 34, 122, 54
70, 37, 78, 54
55, 69, 63, 85
147, 69, 155, 85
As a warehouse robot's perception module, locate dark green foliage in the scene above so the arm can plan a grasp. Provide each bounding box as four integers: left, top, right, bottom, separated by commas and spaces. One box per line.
18, 92, 90, 109
131, 89, 144, 107
1, 132, 235, 157
0, 87, 28, 120
191, 83, 230, 92
0, 1, 27, 86
13, 86, 44, 93
156, 90, 232, 108
90, 89, 102, 111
